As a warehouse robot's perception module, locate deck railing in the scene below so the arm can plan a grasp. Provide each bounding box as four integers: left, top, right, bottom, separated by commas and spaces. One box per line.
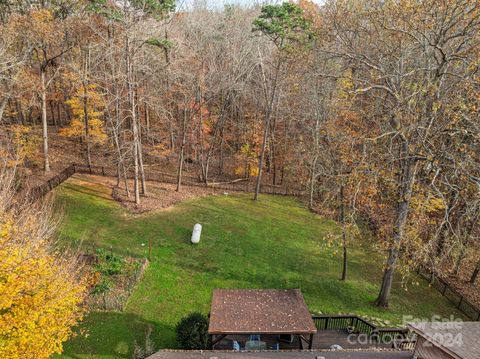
312, 314, 410, 345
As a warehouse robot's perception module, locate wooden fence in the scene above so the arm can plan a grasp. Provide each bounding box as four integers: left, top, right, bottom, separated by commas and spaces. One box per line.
25, 163, 302, 203
417, 266, 480, 321
73, 164, 303, 196
25, 164, 76, 202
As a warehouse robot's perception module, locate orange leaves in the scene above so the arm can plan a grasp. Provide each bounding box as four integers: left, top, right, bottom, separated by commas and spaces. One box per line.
11, 9, 61, 51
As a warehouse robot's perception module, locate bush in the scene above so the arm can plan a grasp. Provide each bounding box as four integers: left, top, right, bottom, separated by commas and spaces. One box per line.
175, 312, 210, 349
95, 248, 125, 275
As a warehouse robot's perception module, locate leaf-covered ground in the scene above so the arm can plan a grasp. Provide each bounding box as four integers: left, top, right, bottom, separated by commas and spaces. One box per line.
55, 175, 465, 358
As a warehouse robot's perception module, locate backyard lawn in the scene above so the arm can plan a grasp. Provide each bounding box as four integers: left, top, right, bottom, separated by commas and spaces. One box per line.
55, 175, 465, 358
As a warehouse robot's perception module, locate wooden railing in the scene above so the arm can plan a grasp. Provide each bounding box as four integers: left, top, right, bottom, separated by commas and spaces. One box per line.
312, 314, 410, 346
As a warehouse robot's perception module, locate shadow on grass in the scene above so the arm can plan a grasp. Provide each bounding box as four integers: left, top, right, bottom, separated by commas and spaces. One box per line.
60, 311, 174, 359
59, 182, 115, 202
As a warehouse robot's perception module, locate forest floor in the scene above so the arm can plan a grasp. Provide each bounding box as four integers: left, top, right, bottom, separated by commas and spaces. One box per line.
53, 174, 467, 359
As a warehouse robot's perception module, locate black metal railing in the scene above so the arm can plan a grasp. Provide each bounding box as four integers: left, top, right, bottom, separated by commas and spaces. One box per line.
312, 314, 409, 343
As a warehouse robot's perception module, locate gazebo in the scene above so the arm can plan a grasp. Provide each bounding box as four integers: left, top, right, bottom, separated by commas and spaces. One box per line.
208, 289, 317, 350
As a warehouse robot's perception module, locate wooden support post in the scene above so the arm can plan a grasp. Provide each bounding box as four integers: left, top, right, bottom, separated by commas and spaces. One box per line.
308, 333, 314, 350
211, 334, 227, 349
298, 335, 303, 350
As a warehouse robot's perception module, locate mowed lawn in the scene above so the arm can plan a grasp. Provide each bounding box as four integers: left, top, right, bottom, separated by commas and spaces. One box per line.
55, 175, 464, 358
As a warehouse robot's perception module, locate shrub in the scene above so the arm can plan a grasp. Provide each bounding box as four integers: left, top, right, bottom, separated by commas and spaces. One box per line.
175, 312, 210, 349
95, 248, 125, 275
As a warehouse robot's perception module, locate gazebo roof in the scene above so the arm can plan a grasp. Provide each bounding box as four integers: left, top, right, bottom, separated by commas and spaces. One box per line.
208, 289, 317, 335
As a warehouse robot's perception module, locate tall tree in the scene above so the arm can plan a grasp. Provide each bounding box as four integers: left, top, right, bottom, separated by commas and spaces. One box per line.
252, 2, 313, 200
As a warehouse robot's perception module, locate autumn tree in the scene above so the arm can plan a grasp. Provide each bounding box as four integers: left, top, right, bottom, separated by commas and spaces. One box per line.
12, 8, 74, 172
252, 2, 314, 200
323, 0, 480, 306
60, 82, 107, 167
0, 168, 88, 358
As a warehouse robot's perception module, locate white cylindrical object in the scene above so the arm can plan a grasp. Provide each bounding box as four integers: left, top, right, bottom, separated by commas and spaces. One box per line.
191, 223, 202, 244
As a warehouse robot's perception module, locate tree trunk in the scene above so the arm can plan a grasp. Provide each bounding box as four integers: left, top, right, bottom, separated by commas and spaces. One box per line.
0, 97, 8, 123
82, 80, 92, 168
454, 246, 466, 276
40, 67, 50, 173
254, 117, 270, 200
15, 100, 24, 125
375, 149, 417, 307
203, 105, 226, 186
138, 134, 147, 195
219, 125, 225, 175
176, 108, 187, 192
124, 21, 140, 205
340, 184, 347, 281
145, 104, 150, 134
308, 155, 318, 210
470, 260, 480, 285
50, 100, 57, 127
254, 52, 282, 201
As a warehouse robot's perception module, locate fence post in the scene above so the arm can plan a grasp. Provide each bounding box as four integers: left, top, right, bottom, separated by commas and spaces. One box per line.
442, 283, 447, 296
102, 166, 105, 176
458, 296, 463, 309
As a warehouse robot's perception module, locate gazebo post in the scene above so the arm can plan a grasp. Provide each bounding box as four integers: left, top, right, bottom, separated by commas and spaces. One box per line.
308, 333, 314, 349
211, 334, 227, 349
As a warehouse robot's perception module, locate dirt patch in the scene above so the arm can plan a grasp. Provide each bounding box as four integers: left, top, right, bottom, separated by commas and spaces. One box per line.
112, 180, 227, 213
68, 173, 234, 213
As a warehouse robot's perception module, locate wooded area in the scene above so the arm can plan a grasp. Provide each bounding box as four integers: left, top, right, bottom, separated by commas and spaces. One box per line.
1, 0, 479, 315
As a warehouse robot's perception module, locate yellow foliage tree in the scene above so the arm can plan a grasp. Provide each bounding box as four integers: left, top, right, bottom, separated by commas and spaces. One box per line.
0, 172, 88, 358
6, 125, 41, 167
62, 84, 106, 142
234, 144, 259, 178
60, 83, 107, 166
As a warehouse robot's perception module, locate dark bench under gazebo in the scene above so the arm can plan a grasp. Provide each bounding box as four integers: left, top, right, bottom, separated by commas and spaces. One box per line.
208, 289, 317, 350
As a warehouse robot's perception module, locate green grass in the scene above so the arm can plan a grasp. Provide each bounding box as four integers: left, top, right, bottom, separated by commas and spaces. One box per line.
55, 175, 465, 358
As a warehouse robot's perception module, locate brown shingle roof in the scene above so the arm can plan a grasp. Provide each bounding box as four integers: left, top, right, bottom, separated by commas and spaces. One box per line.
408, 321, 480, 359
208, 289, 317, 335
